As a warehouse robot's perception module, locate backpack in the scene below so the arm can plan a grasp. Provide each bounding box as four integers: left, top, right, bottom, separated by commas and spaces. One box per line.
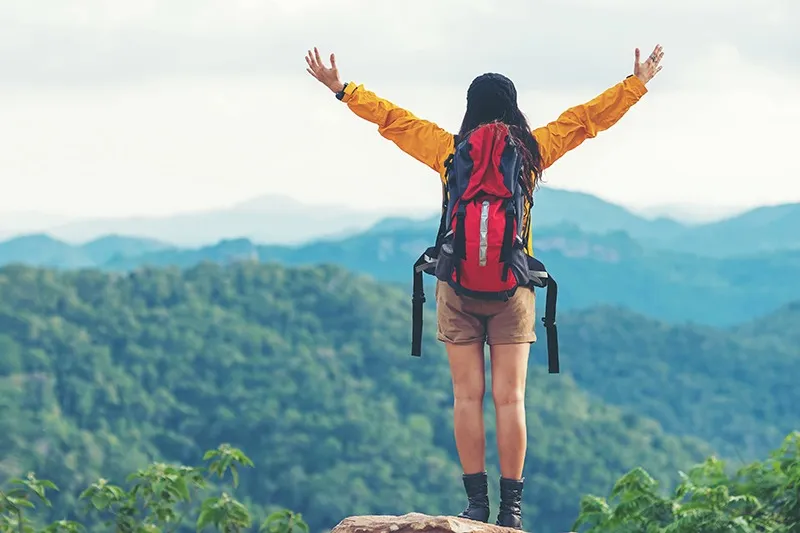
410, 122, 560, 373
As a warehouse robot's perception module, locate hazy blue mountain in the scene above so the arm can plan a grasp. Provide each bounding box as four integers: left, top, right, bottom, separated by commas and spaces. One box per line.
0, 187, 690, 248
529, 187, 688, 242
663, 202, 800, 256
4, 190, 800, 325
309, 188, 800, 257
80, 234, 172, 264
8, 187, 800, 256
530, 190, 800, 256
0, 233, 171, 269
42, 194, 428, 247
0, 234, 94, 268
96, 222, 800, 327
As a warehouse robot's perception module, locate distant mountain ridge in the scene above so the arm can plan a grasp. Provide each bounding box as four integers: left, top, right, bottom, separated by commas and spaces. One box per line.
2, 188, 800, 256
0, 233, 171, 269
4, 222, 800, 328
529, 188, 800, 256
33, 194, 411, 247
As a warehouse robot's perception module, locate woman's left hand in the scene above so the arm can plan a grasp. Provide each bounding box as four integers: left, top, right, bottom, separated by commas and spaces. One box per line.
306, 47, 345, 94
634, 44, 664, 85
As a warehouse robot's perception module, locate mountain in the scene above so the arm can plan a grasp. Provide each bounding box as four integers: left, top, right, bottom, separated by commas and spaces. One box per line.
91, 222, 800, 327
5, 187, 674, 248
531, 190, 800, 256
6, 188, 800, 256
529, 187, 688, 242
40, 194, 432, 247
354, 187, 693, 244
4, 209, 800, 328
0, 233, 171, 269
0, 262, 716, 533
663, 202, 800, 256
0, 234, 95, 268
80, 234, 172, 264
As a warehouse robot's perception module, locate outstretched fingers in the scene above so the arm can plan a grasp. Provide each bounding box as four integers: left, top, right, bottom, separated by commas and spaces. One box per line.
305, 46, 342, 91
306, 47, 334, 73
649, 44, 664, 65
314, 47, 326, 69
305, 52, 317, 79
307, 48, 327, 80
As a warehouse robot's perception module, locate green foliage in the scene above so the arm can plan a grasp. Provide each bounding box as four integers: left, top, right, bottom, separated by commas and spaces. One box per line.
0, 261, 722, 533
574, 431, 800, 533
0, 444, 308, 533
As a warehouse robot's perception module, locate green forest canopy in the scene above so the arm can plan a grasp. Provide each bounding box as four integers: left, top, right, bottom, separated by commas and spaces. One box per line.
0, 262, 797, 533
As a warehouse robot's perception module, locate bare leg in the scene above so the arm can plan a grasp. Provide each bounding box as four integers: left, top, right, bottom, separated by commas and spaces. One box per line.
447, 341, 491, 522
446, 342, 487, 474
489, 342, 530, 479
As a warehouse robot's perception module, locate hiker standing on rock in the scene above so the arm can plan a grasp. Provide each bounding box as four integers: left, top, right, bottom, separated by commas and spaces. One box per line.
305, 45, 664, 530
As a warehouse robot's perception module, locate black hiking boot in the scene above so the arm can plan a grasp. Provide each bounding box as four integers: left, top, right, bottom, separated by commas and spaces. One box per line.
496, 476, 524, 530
457, 472, 490, 523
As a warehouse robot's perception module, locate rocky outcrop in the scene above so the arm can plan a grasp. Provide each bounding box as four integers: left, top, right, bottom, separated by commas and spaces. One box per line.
330, 512, 574, 533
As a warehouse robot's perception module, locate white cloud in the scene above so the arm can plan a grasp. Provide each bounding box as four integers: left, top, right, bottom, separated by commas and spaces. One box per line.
0, 0, 798, 218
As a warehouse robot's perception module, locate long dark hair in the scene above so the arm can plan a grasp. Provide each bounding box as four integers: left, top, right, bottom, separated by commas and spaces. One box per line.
458, 73, 543, 192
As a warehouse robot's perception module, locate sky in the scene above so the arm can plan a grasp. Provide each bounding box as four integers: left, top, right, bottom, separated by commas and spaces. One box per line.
1, 0, 799, 220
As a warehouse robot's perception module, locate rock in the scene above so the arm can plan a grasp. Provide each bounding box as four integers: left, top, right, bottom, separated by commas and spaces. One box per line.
330, 512, 574, 533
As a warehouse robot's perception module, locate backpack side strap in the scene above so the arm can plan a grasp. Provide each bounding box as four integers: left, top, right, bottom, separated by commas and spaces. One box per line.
411, 247, 438, 357
541, 274, 559, 373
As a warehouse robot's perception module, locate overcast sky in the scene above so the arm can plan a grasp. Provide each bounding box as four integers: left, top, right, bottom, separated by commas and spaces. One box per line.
1, 0, 798, 218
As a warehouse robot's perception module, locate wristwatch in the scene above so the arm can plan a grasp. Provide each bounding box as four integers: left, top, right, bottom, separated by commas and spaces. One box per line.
335, 82, 349, 101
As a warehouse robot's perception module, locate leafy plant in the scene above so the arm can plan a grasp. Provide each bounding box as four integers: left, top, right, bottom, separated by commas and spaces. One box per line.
574, 431, 800, 532
0, 444, 308, 533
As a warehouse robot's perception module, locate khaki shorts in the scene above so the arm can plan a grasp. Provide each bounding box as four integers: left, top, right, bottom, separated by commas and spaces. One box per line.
435, 280, 537, 346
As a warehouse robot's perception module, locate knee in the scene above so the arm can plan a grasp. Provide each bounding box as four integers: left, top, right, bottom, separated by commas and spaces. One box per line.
492, 385, 525, 407
453, 380, 486, 404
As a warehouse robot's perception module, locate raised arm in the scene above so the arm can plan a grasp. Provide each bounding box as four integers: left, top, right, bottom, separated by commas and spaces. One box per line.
305, 48, 454, 176
533, 44, 664, 170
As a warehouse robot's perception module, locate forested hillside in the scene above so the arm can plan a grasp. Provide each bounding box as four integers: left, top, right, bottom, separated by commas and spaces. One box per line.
532, 306, 800, 459
0, 262, 726, 533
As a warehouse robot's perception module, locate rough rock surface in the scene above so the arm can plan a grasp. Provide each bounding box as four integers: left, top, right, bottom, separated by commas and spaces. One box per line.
330, 512, 574, 533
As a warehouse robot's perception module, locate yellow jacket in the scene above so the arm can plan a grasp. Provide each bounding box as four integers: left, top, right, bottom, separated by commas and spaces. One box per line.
339, 75, 648, 254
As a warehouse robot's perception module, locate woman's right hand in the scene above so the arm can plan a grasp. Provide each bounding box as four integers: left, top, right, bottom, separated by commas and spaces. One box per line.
306, 47, 345, 94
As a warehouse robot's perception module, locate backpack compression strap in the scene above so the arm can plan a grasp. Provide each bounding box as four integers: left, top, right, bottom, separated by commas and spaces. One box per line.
541, 275, 559, 373
411, 163, 454, 358
411, 247, 437, 357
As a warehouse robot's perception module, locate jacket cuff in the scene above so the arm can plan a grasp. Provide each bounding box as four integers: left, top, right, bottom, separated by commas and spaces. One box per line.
338, 81, 358, 103
625, 74, 648, 97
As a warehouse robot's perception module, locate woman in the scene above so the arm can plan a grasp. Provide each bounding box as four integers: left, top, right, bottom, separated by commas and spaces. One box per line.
305, 45, 664, 530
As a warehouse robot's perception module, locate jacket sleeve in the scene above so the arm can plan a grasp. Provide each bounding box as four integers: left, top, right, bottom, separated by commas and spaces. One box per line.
532, 75, 648, 170
340, 82, 455, 176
